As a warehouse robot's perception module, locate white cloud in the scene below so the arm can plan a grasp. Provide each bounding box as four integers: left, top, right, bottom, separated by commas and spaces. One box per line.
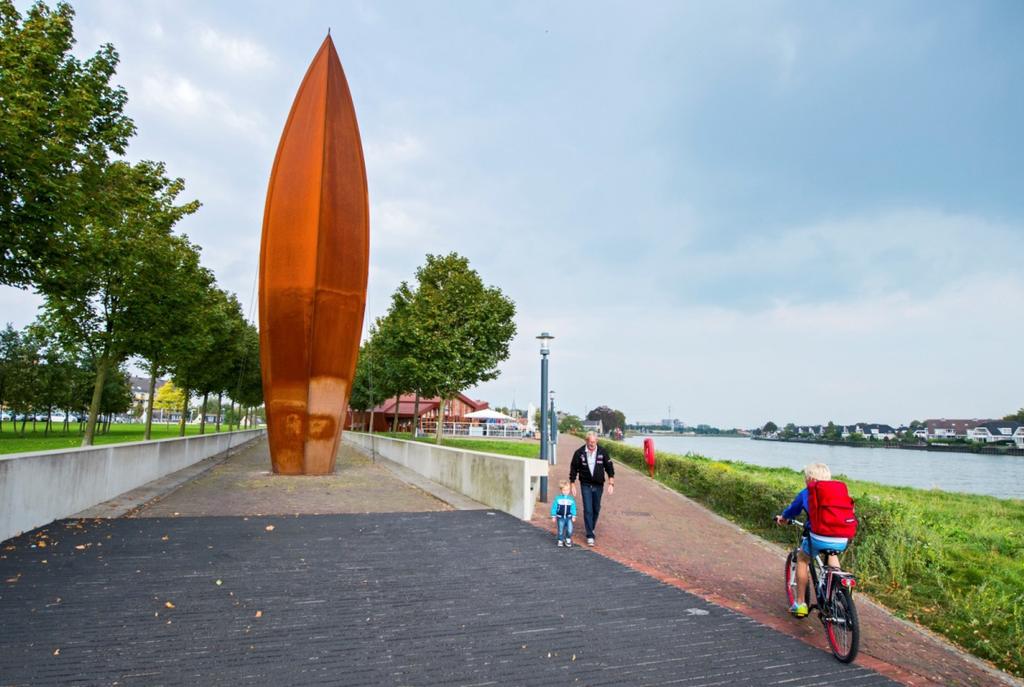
197, 26, 275, 72
136, 72, 270, 146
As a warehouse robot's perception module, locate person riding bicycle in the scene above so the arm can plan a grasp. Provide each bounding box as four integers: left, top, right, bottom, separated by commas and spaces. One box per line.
774, 462, 849, 618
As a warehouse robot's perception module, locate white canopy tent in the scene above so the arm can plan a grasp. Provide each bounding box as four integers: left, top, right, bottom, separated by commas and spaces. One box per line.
464, 408, 516, 421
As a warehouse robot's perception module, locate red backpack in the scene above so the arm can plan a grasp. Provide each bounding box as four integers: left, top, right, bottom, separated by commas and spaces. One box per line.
807, 480, 858, 538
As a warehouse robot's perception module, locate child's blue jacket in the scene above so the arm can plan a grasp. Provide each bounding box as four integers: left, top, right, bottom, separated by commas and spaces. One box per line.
782, 488, 810, 528
551, 494, 577, 519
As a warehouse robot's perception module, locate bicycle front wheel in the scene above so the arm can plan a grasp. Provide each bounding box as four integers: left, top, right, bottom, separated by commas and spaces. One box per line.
784, 551, 808, 608
825, 585, 860, 663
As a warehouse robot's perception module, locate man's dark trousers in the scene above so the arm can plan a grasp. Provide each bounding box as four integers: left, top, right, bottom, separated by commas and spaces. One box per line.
581, 482, 604, 539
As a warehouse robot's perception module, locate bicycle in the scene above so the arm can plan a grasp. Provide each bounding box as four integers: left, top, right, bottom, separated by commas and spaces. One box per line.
781, 519, 860, 663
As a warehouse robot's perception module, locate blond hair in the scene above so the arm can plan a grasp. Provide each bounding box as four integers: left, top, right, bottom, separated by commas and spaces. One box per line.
558, 479, 571, 490
804, 463, 832, 482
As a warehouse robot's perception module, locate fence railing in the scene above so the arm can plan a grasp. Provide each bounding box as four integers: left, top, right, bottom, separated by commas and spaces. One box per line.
417, 421, 526, 439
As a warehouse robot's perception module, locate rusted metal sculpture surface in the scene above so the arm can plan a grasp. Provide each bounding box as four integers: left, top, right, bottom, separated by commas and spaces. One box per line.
259, 35, 369, 475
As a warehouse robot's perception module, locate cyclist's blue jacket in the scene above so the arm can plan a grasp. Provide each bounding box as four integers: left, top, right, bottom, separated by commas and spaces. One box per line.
551, 494, 577, 519
781, 488, 810, 528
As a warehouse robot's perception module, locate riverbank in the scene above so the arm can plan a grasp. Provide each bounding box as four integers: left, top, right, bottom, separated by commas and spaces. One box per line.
600, 438, 1023, 677
754, 435, 1024, 457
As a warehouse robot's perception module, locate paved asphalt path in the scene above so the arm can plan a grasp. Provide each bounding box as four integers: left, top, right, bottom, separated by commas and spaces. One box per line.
0, 511, 897, 686
537, 435, 1018, 687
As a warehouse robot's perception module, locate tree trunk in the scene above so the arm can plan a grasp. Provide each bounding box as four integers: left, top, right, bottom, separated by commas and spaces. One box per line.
63, 408, 70, 433
82, 356, 109, 447
411, 393, 420, 438
199, 391, 209, 435
216, 392, 222, 433
178, 384, 189, 437
44, 407, 52, 437
392, 393, 400, 432
145, 361, 158, 440
20, 413, 28, 435
435, 397, 447, 445
369, 407, 375, 434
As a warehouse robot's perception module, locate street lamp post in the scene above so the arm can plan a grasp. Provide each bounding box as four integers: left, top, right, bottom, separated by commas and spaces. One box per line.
537, 332, 554, 502
548, 389, 557, 467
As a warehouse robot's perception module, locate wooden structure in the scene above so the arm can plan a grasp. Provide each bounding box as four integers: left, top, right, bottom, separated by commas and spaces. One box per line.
259, 35, 369, 474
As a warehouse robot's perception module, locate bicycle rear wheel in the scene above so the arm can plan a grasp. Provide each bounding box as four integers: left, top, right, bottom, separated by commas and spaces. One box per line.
825, 585, 860, 663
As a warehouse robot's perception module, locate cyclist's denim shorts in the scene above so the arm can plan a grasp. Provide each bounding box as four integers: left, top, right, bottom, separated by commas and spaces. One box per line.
802, 532, 849, 557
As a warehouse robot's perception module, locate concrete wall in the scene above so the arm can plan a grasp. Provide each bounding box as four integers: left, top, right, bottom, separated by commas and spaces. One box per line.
344, 433, 547, 520
0, 430, 265, 542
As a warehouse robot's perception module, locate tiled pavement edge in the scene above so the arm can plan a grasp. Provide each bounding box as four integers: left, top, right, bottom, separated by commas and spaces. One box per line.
1, 511, 899, 686
534, 434, 1021, 687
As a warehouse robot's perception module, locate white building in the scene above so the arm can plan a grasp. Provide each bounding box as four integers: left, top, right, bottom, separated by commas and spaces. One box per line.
968, 421, 1024, 445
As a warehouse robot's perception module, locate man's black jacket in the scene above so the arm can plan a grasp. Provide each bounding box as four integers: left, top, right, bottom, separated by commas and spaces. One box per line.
569, 444, 615, 485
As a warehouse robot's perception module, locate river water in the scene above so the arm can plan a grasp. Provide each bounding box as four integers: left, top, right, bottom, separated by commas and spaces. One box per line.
624, 435, 1024, 500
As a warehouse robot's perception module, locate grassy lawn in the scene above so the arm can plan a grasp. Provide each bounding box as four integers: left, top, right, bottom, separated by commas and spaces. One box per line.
0, 422, 251, 455
378, 432, 541, 459
596, 439, 1024, 678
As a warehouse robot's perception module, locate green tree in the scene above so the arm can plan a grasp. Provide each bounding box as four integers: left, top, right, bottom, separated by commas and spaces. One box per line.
823, 421, 840, 441
0, 324, 21, 431
36, 160, 199, 445
558, 414, 584, 433
587, 406, 626, 434
782, 422, 797, 439
404, 254, 516, 444
0, 1, 135, 287
348, 334, 390, 432
762, 421, 778, 434
228, 322, 263, 430
1003, 409, 1024, 423
123, 232, 212, 439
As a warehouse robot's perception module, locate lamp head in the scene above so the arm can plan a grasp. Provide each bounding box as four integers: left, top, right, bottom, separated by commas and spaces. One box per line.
536, 331, 554, 354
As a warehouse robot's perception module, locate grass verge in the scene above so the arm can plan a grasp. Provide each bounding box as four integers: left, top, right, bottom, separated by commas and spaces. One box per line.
598, 439, 1024, 677
377, 432, 540, 459
0, 423, 249, 455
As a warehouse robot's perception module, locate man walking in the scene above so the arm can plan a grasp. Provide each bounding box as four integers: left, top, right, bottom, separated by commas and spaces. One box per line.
569, 431, 615, 545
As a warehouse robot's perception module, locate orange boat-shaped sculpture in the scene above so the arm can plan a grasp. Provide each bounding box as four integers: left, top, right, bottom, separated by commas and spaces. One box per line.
259, 35, 369, 475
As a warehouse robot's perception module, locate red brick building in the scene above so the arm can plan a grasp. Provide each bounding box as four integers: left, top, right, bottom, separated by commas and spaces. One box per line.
346, 393, 489, 432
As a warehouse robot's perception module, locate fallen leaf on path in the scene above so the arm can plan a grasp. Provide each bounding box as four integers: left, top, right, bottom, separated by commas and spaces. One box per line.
52, 649, 59, 656
254, 610, 262, 618
36, 541, 46, 548
74, 545, 86, 550
161, 535, 169, 541
215, 579, 222, 586
164, 601, 175, 609
264, 525, 275, 532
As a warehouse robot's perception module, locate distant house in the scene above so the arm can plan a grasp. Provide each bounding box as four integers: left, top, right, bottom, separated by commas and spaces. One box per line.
582, 420, 603, 435
924, 419, 992, 441
796, 425, 823, 437
968, 421, 1024, 445
854, 423, 897, 440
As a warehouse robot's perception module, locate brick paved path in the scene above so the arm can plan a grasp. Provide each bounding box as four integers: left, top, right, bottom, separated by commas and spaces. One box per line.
1, 511, 898, 686
537, 435, 1018, 687
132, 439, 452, 517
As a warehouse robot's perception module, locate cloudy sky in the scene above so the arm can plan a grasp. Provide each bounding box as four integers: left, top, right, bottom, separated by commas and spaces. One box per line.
3, 1, 1022, 427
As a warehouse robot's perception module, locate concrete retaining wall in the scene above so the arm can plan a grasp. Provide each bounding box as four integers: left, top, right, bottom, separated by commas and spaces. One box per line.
0, 430, 265, 542
343, 433, 547, 520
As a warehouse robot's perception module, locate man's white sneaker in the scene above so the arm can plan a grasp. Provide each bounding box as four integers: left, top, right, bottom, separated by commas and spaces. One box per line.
587, 537, 595, 546
565, 538, 573, 548
557, 539, 564, 547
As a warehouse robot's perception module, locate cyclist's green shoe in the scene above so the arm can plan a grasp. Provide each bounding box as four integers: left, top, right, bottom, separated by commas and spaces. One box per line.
789, 602, 809, 618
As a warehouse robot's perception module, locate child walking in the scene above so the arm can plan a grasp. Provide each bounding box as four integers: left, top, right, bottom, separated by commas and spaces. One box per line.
551, 480, 578, 547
